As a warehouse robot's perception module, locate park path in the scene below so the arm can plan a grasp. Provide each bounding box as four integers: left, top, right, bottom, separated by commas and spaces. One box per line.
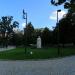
0, 46, 16, 51
0, 56, 75, 75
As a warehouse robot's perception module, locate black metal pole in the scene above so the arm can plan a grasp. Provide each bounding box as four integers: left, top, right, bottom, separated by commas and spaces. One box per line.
23, 9, 27, 54
25, 12, 27, 54
57, 10, 61, 56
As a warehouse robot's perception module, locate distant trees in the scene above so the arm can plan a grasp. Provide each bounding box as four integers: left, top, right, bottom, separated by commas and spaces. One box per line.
41, 27, 53, 46
23, 22, 53, 47
12, 31, 23, 47
0, 16, 56, 47
0, 17, 54, 48
1, 14, 75, 47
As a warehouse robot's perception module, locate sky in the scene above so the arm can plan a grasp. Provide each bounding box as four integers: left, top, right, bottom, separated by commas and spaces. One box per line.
0, 0, 68, 30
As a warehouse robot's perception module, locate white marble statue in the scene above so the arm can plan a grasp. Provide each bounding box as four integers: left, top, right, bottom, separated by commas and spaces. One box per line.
37, 36, 41, 48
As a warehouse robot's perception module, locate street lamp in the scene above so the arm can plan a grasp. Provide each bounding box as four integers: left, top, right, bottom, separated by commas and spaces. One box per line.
23, 9, 27, 54
57, 10, 61, 24
57, 9, 61, 56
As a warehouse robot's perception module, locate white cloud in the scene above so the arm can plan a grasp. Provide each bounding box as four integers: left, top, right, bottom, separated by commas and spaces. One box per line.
50, 16, 57, 20
22, 23, 26, 28
49, 10, 67, 20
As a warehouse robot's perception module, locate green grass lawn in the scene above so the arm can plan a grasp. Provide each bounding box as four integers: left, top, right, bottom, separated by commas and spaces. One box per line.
0, 47, 75, 60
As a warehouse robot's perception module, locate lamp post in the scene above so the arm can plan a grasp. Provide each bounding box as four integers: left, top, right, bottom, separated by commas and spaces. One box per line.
57, 9, 61, 56
23, 9, 27, 54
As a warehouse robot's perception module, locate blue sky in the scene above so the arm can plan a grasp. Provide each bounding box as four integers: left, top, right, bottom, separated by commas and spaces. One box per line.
0, 0, 67, 30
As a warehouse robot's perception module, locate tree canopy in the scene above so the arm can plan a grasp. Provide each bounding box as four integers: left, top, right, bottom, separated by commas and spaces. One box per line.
51, 0, 75, 12
0, 16, 19, 47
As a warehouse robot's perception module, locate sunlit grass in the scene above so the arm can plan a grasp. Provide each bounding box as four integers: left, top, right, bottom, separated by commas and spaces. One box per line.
0, 47, 75, 60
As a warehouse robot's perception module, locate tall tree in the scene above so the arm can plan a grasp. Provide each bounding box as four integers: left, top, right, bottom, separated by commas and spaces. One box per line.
41, 27, 52, 46
0, 16, 19, 47
24, 22, 34, 46
51, 0, 75, 46
12, 31, 23, 47
53, 11, 75, 46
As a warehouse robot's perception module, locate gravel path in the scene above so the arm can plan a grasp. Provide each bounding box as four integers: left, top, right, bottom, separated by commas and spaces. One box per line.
0, 56, 75, 75
0, 46, 15, 51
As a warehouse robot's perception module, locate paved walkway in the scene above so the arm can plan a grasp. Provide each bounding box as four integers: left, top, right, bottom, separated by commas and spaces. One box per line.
0, 46, 16, 51
0, 56, 75, 75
